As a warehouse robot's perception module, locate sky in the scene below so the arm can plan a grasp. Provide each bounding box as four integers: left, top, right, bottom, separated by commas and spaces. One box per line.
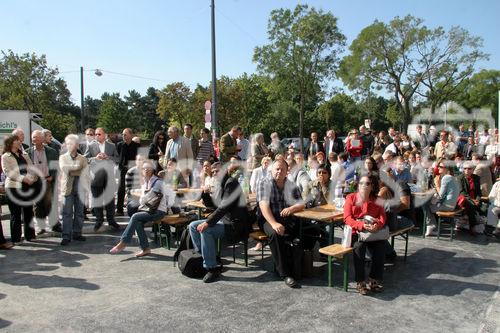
1, 0, 499, 105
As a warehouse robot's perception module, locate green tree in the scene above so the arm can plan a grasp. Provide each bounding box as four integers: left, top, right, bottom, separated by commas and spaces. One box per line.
157, 82, 195, 130
339, 15, 486, 132
455, 69, 500, 121
254, 4, 346, 149
97, 93, 132, 133
83, 96, 102, 129
0, 50, 79, 138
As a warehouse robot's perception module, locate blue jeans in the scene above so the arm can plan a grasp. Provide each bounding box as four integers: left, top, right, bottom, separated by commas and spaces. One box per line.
189, 219, 225, 269
121, 210, 166, 249
62, 180, 85, 240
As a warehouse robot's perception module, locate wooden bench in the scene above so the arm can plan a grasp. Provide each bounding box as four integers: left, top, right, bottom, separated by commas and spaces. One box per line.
248, 230, 269, 262
154, 214, 191, 250
389, 226, 414, 261
436, 209, 463, 241
319, 244, 353, 291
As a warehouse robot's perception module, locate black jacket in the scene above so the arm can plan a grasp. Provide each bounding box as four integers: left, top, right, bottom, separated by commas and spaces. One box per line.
206, 172, 250, 244
458, 174, 481, 201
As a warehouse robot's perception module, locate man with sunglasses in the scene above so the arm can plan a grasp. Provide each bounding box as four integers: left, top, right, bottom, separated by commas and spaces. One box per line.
457, 161, 482, 235
85, 127, 120, 232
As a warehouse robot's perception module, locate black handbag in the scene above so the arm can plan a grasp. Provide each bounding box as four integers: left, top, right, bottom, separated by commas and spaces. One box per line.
138, 179, 163, 213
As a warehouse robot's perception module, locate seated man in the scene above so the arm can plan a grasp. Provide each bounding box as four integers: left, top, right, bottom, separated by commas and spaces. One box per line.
457, 161, 482, 235
188, 157, 250, 283
257, 159, 305, 288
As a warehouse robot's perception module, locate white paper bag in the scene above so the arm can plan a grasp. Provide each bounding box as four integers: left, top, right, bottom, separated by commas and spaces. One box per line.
342, 225, 352, 248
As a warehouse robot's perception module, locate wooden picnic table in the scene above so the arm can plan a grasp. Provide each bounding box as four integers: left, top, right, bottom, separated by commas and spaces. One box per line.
293, 204, 344, 244
175, 188, 203, 195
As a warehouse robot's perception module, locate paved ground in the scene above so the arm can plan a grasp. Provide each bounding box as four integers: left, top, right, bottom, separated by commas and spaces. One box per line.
0, 211, 499, 333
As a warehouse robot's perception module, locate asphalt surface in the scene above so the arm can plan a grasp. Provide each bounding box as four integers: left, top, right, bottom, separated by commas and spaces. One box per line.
0, 211, 499, 333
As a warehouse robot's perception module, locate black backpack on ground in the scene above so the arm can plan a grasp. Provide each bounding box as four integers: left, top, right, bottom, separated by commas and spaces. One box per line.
173, 228, 193, 263
173, 228, 206, 278
178, 249, 207, 278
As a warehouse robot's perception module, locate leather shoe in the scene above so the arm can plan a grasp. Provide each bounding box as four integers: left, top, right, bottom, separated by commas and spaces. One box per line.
73, 235, 86, 241
94, 222, 103, 232
60, 239, 70, 246
203, 268, 221, 283
284, 276, 300, 288
37, 229, 47, 236
52, 223, 63, 233
109, 222, 121, 231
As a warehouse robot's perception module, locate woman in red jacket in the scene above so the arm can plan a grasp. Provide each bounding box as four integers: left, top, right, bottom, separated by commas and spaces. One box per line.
346, 130, 364, 161
344, 173, 386, 295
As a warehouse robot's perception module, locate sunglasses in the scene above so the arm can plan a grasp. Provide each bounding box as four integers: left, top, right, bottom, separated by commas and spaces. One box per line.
438, 165, 446, 168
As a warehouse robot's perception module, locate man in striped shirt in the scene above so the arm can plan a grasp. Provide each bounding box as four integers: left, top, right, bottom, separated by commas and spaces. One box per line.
197, 128, 215, 165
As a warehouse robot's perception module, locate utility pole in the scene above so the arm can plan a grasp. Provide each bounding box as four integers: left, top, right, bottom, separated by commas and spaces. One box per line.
211, 0, 218, 138
80, 66, 85, 132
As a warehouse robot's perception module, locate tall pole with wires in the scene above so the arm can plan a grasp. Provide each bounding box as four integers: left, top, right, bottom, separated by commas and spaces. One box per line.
80, 66, 85, 132
210, 0, 218, 138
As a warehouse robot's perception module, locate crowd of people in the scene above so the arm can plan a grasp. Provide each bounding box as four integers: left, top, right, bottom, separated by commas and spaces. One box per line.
1, 122, 500, 293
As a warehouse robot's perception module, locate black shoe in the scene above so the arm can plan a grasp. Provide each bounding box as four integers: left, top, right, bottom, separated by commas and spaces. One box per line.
203, 268, 221, 283
73, 235, 86, 241
116, 211, 124, 216
37, 229, 47, 236
493, 227, 500, 239
60, 239, 70, 246
52, 223, 63, 233
284, 276, 300, 288
109, 222, 121, 231
94, 222, 103, 232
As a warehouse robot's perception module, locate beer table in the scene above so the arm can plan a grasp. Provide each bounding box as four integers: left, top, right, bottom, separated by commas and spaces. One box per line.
293, 204, 344, 244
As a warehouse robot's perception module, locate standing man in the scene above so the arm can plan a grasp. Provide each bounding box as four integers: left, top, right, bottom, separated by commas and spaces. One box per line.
435, 131, 457, 159
116, 128, 140, 215
85, 127, 120, 231
165, 126, 194, 185
456, 124, 469, 153
359, 125, 374, 157
305, 132, 324, 159
42, 129, 61, 153
219, 126, 241, 163
79, 128, 95, 155
257, 159, 305, 288
237, 129, 250, 162
183, 123, 199, 160
28, 130, 61, 235
414, 125, 429, 150
323, 130, 343, 155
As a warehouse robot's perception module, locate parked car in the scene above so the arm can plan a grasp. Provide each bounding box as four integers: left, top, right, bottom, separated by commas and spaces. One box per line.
281, 137, 310, 152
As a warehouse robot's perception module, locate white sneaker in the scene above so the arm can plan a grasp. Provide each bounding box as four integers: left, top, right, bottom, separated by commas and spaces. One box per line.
425, 226, 437, 237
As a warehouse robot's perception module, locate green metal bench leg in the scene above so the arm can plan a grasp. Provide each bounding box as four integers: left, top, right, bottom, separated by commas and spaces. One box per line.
153, 223, 159, 244
244, 240, 248, 267
391, 235, 395, 249
450, 219, 455, 241
422, 209, 427, 238
327, 255, 332, 287
343, 255, 349, 292
437, 217, 441, 240
232, 244, 236, 263
404, 233, 409, 262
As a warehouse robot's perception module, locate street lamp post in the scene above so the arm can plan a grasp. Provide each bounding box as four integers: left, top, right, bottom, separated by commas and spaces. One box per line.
80, 67, 85, 132
80, 67, 102, 132
210, 0, 218, 138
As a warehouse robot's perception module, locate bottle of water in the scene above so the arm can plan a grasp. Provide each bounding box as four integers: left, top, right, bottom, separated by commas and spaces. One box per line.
335, 182, 343, 199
